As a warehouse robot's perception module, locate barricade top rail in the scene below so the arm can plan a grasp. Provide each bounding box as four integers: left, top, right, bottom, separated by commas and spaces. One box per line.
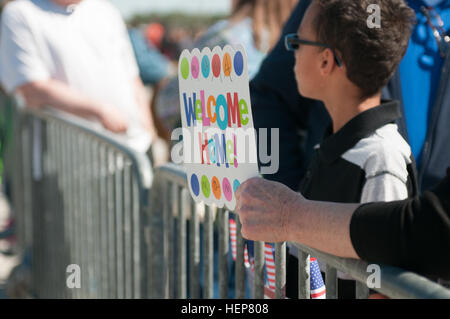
154, 162, 450, 299
292, 243, 450, 299
13, 97, 153, 190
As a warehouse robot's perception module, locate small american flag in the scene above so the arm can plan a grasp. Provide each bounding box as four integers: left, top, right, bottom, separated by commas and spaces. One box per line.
263, 245, 326, 299
229, 217, 325, 299
310, 257, 326, 299
229, 216, 250, 268
264, 243, 276, 291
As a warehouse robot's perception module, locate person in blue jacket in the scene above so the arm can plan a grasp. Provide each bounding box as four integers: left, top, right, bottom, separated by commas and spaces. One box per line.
252, 0, 450, 193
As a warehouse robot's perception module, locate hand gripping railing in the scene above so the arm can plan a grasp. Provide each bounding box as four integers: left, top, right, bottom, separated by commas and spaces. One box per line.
3, 96, 153, 298
149, 163, 450, 299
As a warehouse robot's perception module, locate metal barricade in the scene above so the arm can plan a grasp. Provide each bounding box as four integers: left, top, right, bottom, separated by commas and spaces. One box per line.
4, 97, 153, 299
149, 163, 450, 299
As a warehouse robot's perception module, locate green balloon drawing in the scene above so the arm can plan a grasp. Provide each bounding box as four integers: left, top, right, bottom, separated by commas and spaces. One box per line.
180, 57, 189, 80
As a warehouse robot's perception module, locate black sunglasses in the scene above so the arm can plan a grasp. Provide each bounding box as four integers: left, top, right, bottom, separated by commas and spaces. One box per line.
285, 33, 343, 67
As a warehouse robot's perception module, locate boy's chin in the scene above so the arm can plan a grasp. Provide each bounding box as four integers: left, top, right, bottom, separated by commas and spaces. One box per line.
297, 86, 315, 99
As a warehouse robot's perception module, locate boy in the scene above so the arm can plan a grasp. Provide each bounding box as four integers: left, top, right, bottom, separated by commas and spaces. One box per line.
284, 0, 417, 298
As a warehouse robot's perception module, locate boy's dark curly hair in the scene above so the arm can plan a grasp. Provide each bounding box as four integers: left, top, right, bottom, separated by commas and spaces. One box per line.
313, 0, 416, 98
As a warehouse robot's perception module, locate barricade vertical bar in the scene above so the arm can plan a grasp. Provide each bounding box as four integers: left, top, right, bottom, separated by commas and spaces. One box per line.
235, 214, 246, 299
107, 149, 117, 298
64, 126, 71, 296
60, 124, 70, 299
86, 137, 95, 297
325, 266, 338, 299
115, 154, 125, 299
356, 281, 370, 299
298, 250, 311, 299
77, 133, 84, 299
275, 242, 286, 299
44, 122, 51, 296
82, 135, 91, 298
56, 123, 64, 298
218, 209, 229, 299
55, 122, 65, 298
178, 188, 188, 298
90, 140, 101, 298
10, 107, 24, 250
75, 134, 83, 297
46, 121, 55, 297
203, 205, 214, 299
98, 145, 108, 298
132, 174, 142, 298
253, 241, 265, 299
55, 124, 63, 298
169, 183, 179, 298
21, 118, 32, 275
69, 129, 78, 298
123, 161, 133, 299
162, 181, 171, 298
189, 202, 201, 299
28, 117, 40, 297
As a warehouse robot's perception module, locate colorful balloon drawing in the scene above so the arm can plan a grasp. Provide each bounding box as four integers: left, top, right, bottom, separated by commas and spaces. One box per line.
212, 54, 221, 78
201, 55, 210, 78
223, 53, 232, 77
201, 175, 211, 198
180, 57, 190, 80
234, 51, 244, 76
190, 174, 199, 196
212, 176, 221, 200
222, 178, 233, 201
233, 179, 241, 193
191, 56, 199, 79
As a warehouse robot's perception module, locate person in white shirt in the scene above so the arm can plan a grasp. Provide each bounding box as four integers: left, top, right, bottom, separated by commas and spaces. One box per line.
0, 0, 158, 153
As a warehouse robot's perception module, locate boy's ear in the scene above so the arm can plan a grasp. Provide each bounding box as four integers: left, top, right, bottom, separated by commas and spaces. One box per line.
319, 48, 336, 76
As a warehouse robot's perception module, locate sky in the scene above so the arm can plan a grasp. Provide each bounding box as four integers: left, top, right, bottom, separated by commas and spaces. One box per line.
109, 0, 231, 19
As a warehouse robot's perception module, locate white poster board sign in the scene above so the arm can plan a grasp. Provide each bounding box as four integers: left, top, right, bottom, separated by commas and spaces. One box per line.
178, 45, 259, 210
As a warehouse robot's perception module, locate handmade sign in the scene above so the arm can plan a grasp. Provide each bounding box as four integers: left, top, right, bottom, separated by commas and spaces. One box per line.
178, 45, 259, 210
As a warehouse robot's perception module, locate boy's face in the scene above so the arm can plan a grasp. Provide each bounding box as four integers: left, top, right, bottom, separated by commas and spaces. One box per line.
294, 2, 326, 100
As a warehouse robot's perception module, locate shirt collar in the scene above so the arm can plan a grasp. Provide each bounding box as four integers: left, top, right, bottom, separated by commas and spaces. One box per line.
319, 100, 402, 164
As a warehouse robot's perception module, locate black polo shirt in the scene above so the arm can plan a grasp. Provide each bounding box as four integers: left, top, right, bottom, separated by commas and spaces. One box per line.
300, 101, 418, 203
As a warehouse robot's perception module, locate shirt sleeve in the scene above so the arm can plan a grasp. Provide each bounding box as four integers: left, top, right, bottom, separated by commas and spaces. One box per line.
0, 5, 50, 93
360, 173, 408, 203
350, 168, 450, 280
359, 136, 411, 203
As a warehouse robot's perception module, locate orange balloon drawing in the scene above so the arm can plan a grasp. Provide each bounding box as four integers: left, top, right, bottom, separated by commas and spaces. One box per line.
223, 53, 232, 77
211, 176, 221, 199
